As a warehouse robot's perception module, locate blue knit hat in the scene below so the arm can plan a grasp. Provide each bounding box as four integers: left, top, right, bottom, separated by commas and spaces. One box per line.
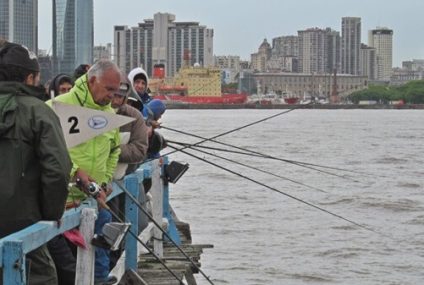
146, 99, 166, 120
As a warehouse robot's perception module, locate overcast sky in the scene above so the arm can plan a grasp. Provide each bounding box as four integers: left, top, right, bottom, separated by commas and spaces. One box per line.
38, 0, 424, 66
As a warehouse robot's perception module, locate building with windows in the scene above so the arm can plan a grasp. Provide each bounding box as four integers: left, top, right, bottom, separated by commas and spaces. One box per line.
0, 0, 38, 52
341, 17, 361, 75
52, 0, 93, 75
93, 44, 112, 61
114, 12, 213, 77
359, 44, 377, 80
368, 27, 393, 81
250, 38, 271, 72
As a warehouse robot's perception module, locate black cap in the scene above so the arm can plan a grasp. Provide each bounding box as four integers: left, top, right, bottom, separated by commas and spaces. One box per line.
0, 41, 40, 72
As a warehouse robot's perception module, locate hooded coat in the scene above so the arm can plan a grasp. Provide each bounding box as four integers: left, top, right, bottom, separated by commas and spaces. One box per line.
128, 67, 151, 105
46, 75, 121, 203
0, 82, 71, 237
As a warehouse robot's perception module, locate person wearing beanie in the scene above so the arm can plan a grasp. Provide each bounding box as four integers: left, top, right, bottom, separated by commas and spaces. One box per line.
108, 74, 150, 268
128, 67, 151, 108
0, 41, 72, 285
141, 99, 167, 159
111, 73, 149, 175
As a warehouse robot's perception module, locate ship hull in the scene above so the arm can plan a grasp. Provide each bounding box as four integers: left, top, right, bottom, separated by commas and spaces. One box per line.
154, 93, 248, 104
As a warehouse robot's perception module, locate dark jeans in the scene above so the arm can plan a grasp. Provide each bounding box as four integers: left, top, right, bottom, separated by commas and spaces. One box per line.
47, 235, 76, 285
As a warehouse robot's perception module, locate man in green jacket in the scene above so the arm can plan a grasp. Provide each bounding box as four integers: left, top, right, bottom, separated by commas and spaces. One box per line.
47, 60, 121, 285
0, 41, 72, 284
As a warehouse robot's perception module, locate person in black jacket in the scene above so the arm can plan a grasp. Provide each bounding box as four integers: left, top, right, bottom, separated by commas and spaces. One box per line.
0, 40, 72, 285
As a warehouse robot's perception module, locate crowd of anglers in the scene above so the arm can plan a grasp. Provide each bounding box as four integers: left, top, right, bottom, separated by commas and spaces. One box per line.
0, 39, 167, 285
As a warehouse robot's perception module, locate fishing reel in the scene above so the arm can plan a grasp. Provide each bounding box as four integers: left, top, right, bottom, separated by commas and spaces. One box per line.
75, 179, 106, 199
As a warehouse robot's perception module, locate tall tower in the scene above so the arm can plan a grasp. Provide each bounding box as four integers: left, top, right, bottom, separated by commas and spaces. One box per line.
53, 0, 93, 75
341, 17, 361, 75
0, 0, 38, 52
368, 27, 393, 81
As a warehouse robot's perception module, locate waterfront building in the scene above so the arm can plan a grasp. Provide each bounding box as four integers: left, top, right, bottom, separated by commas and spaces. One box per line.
52, 0, 94, 75
341, 17, 361, 75
359, 44, 377, 80
239, 71, 367, 99
114, 12, 213, 77
402, 59, 424, 71
0, 0, 38, 52
390, 68, 424, 86
368, 27, 393, 81
250, 38, 271, 72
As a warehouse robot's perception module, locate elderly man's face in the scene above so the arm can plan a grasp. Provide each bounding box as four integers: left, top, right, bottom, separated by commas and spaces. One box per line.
89, 69, 120, 106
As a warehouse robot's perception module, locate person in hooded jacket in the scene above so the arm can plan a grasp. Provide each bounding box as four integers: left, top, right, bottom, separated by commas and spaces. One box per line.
46, 60, 121, 285
0, 40, 72, 285
47, 73, 74, 97
128, 67, 151, 108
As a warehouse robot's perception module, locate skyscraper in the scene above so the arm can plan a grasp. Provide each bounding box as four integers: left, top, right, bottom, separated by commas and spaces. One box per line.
53, 0, 93, 75
114, 12, 214, 77
0, 0, 38, 52
341, 17, 361, 75
368, 27, 393, 81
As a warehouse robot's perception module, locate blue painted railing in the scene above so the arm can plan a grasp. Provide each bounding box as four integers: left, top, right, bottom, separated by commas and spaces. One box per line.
0, 158, 180, 285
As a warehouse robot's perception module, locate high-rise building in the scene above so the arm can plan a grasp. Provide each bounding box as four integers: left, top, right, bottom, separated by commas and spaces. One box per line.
298, 28, 328, 74
52, 0, 93, 75
359, 44, 377, 80
114, 12, 214, 77
341, 17, 361, 75
0, 0, 38, 52
272, 36, 299, 57
368, 27, 393, 81
326, 28, 341, 73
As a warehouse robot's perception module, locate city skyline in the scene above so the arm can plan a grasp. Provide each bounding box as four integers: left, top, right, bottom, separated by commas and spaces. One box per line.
37, 0, 424, 67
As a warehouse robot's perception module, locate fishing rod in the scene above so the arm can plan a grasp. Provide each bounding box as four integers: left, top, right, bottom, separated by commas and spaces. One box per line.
167, 139, 365, 175
113, 181, 216, 285
167, 141, 328, 193
161, 107, 304, 158
107, 208, 185, 285
162, 126, 358, 181
166, 145, 391, 239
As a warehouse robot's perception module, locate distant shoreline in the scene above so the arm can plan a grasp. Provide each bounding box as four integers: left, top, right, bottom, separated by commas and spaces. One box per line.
165, 103, 424, 110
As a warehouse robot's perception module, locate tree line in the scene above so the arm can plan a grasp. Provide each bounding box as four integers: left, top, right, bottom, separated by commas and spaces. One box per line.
348, 80, 424, 104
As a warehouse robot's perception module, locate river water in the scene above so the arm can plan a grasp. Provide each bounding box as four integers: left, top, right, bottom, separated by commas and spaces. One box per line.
159, 109, 424, 285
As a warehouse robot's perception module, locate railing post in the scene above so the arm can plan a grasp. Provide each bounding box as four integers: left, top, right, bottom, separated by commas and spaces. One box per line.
151, 159, 164, 258
75, 208, 96, 285
162, 157, 181, 245
124, 174, 139, 271
3, 241, 25, 285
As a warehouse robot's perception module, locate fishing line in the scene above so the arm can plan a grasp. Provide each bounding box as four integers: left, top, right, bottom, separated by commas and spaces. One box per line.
161, 106, 305, 158
167, 139, 365, 175
163, 126, 358, 181
113, 181, 215, 285
167, 145, 392, 239
105, 205, 185, 284
167, 141, 328, 193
